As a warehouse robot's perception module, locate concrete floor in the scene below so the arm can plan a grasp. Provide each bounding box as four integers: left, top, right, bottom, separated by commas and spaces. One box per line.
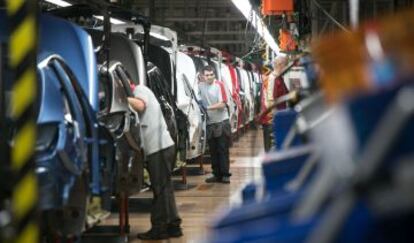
101, 128, 264, 243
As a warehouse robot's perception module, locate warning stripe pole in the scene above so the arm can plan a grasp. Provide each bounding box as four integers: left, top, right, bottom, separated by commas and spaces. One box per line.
4, 0, 39, 243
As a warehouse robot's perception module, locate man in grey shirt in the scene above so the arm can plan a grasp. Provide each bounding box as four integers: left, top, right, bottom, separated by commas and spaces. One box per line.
128, 85, 182, 240
199, 66, 231, 183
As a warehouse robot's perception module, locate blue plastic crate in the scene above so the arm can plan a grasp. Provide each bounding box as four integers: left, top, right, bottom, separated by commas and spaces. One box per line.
273, 109, 302, 149
262, 146, 314, 195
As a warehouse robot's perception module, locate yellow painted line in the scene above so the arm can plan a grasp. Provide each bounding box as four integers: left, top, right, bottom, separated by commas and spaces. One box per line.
12, 173, 37, 220
10, 16, 35, 67
15, 222, 39, 243
12, 122, 35, 171
6, 0, 24, 15
11, 69, 36, 119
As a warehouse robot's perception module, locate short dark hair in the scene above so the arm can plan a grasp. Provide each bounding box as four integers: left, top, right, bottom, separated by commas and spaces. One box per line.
201, 65, 215, 74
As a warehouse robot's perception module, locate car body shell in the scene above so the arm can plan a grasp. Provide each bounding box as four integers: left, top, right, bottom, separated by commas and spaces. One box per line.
0, 14, 115, 236
176, 51, 207, 159
87, 29, 145, 194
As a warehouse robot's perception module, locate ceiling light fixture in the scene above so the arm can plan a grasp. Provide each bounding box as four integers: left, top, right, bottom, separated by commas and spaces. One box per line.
44, 1, 125, 25
231, 0, 282, 56
94, 16, 126, 25
150, 32, 170, 42
44, 0, 72, 7
350, 0, 359, 29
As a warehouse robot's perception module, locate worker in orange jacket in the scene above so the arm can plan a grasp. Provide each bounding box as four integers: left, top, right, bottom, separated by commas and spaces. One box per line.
261, 57, 289, 150
259, 68, 273, 152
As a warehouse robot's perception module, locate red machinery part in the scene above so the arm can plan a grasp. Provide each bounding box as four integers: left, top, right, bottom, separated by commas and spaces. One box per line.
262, 0, 294, 16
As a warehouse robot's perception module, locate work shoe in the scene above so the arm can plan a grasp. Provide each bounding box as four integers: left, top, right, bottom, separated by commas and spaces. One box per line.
221, 176, 230, 184
137, 228, 169, 240
205, 176, 221, 183
168, 226, 183, 238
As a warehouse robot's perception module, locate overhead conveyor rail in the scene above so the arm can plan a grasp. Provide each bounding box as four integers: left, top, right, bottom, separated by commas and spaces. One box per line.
48, 1, 151, 66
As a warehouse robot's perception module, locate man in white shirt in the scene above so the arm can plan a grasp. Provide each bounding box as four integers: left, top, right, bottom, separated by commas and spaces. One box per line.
128, 85, 182, 240
267, 56, 289, 110
198, 66, 231, 183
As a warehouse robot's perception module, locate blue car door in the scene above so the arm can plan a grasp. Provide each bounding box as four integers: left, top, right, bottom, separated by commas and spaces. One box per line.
49, 58, 88, 174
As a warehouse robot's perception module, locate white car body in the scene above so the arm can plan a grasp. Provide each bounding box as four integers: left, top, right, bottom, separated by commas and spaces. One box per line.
112, 24, 178, 94
247, 71, 256, 122
240, 69, 255, 123
176, 52, 207, 159
113, 25, 208, 161
252, 71, 262, 115
253, 72, 262, 98
235, 67, 247, 127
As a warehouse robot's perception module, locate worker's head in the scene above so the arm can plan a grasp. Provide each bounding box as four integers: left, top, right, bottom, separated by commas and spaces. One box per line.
201, 65, 216, 84
197, 72, 205, 83
273, 56, 288, 74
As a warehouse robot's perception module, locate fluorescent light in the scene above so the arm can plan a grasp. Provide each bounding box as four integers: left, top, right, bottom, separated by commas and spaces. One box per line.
45, 1, 125, 25
350, 0, 359, 29
109, 18, 126, 25
44, 0, 72, 7
231, 0, 282, 56
94, 16, 126, 25
150, 32, 170, 41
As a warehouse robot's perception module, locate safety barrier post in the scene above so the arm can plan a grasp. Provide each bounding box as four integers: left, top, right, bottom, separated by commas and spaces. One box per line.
2, 0, 39, 242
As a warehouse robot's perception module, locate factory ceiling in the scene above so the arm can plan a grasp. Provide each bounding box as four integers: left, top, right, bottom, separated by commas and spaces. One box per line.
42, 0, 414, 56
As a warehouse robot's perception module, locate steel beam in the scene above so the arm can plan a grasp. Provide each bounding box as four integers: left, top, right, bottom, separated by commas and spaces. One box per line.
163, 17, 245, 22
133, 0, 233, 8
187, 31, 255, 35
311, 0, 319, 35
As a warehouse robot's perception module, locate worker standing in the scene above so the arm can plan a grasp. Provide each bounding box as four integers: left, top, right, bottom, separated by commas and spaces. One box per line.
267, 57, 290, 149
259, 67, 274, 152
268, 56, 290, 110
128, 85, 182, 240
199, 66, 232, 184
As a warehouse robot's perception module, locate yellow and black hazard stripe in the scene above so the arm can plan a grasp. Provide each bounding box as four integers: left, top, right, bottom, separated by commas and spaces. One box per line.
4, 0, 39, 243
